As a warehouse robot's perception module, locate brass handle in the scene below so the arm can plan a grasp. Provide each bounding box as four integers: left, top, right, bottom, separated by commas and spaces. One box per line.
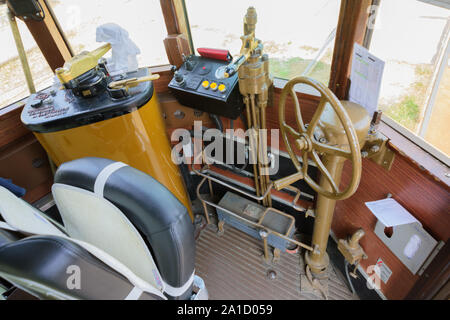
349, 228, 365, 249
108, 74, 160, 90
273, 172, 304, 191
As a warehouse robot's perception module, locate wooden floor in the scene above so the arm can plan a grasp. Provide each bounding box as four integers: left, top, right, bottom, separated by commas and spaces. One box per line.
195, 224, 357, 300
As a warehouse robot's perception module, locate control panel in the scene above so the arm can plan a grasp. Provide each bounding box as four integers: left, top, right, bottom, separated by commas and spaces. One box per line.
21, 68, 154, 133
168, 55, 244, 120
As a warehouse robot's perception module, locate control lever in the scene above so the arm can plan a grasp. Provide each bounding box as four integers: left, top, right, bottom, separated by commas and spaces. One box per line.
108, 74, 160, 91
108, 74, 160, 99
273, 172, 304, 191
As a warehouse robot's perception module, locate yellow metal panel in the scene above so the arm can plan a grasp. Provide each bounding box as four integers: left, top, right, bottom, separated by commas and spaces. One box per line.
35, 95, 193, 219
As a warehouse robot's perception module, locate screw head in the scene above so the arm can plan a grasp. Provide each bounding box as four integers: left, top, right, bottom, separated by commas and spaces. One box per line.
266, 270, 277, 280
371, 145, 380, 153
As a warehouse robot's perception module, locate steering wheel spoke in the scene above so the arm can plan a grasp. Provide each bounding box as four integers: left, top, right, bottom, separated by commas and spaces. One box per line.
307, 96, 327, 137
312, 141, 352, 159
282, 123, 302, 140
311, 151, 339, 194
289, 87, 307, 133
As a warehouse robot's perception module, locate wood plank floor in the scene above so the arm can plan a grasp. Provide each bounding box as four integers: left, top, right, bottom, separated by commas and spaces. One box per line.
195, 224, 357, 300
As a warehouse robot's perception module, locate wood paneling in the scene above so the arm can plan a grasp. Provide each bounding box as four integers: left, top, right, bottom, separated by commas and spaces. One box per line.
160, 0, 181, 35
334, 147, 450, 300
0, 106, 29, 146
0, 133, 53, 204
163, 34, 191, 68
381, 122, 450, 189
406, 241, 450, 300
159, 92, 215, 129
151, 65, 173, 93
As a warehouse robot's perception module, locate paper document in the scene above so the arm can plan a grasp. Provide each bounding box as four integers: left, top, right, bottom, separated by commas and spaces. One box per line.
365, 198, 420, 227
349, 43, 385, 116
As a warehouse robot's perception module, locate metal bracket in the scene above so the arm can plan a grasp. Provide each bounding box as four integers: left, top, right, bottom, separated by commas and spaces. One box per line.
361, 131, 396, 171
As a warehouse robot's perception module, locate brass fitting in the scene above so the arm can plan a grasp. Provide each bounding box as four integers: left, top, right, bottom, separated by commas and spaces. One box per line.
338, 228, 368, 266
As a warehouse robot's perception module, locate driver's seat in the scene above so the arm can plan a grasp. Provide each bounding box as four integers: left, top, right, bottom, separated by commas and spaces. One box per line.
0, 157, 202, 300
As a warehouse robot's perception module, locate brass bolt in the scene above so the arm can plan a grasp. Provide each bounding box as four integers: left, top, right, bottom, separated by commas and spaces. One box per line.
371, 145, 380, 153
313, 244, 321, 255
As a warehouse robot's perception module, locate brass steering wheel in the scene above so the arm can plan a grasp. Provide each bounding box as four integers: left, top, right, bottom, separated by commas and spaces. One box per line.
275, 77, 362, 201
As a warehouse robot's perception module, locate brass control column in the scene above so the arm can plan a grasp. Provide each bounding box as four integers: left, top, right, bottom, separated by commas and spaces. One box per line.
305, 101, 371, 275
229, 7, 273, 207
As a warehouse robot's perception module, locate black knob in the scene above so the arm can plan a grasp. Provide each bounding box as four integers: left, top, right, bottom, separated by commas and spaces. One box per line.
174, 71, 184, 83
31, 99, 43, 108
185, 60, 194, 71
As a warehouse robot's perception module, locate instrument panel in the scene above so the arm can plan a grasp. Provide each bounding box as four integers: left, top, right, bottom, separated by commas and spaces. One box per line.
168, 55, 244, 120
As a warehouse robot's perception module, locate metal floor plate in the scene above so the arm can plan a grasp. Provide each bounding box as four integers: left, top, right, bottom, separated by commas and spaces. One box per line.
195, 224, 357, 300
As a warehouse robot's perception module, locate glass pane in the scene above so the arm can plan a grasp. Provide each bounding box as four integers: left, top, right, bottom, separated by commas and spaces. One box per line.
52, 0, 169, 67
186, 0, 341, 84
369, 0, 449, 137
0, 4, 53, 109
423, 58, 450, 156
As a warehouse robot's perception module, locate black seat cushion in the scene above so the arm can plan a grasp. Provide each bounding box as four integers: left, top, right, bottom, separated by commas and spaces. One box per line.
0, 229, 23, 247
54, 157, 195, 299
0, 236, 161, 300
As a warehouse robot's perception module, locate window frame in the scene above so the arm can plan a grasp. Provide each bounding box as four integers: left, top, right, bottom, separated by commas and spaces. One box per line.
362, 0, 450, 166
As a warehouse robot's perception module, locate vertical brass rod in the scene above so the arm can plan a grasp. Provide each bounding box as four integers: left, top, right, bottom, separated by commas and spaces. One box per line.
255, 109, 265, 204
250, 94, 265, 206
245, 95, 261, 201
196, 177, 211, 225
259, 103, 272, 207
208, 178, 214, 197
7, 9, 36, 94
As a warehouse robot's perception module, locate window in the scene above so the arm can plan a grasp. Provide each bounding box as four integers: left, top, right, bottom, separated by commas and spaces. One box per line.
53, 0, 169, 68
0, 3, 54, 109
185, 0, 341, 84
368, 0, 450, 158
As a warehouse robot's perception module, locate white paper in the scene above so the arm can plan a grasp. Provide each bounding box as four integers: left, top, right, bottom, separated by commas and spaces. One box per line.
365, 198, 420, 227
349, 43, 385, 116
96, 23, 141, 75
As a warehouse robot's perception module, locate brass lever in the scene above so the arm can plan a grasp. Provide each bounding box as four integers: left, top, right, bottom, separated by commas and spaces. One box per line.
108, 74, 160, 91
273, 172, 304, 191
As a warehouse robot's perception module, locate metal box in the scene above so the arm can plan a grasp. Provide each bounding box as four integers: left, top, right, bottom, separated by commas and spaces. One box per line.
216, 192, 295, 251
